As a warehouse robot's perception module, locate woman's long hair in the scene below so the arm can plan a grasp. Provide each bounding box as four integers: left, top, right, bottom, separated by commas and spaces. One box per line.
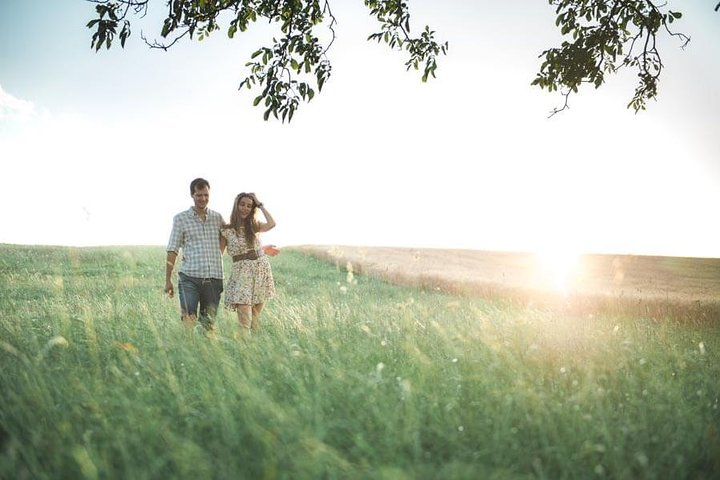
227, 193, 257, 248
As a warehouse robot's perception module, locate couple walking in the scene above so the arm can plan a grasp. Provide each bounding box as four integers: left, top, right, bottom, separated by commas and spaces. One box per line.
164, 178, 276, 333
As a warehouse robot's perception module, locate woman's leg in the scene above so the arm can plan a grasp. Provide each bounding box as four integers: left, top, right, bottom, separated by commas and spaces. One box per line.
235, 305, 253, 331
251, 303, 265, 331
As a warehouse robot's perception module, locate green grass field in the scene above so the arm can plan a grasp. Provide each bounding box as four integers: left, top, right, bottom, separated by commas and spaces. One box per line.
1, 244, 718, 479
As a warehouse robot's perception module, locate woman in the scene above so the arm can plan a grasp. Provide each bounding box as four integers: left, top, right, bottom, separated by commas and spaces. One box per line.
220, 192, 276, 332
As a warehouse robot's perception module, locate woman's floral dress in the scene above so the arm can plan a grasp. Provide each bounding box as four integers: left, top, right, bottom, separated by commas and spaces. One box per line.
221, 227, 275, 309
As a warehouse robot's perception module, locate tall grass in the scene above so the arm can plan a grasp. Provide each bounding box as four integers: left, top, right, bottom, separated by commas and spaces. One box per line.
1, 244, 718, 479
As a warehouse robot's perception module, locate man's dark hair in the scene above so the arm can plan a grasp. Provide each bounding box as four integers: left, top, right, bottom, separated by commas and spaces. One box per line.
190, 178, 210, 195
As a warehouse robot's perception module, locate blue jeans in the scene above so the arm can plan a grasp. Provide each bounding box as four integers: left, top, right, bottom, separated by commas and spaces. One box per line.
178, 273, 223, 330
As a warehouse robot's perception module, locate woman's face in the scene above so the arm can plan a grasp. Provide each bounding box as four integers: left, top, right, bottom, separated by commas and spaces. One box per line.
237, 196, 254, 219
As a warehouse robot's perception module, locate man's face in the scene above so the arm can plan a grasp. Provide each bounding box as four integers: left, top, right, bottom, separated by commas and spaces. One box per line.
192, 186, 210, 211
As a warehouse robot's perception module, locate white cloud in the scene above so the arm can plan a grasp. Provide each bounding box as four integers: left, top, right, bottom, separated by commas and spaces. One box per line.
0, 84, 35, 119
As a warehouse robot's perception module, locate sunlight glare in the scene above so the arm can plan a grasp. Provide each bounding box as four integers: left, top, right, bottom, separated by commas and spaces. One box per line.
535, 246, 583, 294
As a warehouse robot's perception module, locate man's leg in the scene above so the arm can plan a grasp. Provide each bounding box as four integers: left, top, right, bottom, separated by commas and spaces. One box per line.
177, 273, 200, 328
198, 278, 223, 331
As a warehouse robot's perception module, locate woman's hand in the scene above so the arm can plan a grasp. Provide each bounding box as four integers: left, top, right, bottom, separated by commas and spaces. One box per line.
250, 193, 264, 208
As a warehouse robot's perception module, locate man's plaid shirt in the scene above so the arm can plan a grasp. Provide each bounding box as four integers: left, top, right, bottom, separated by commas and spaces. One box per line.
167, 207, 225, 279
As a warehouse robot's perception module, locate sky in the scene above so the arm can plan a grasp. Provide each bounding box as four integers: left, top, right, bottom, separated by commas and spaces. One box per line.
1, 0, 719, 259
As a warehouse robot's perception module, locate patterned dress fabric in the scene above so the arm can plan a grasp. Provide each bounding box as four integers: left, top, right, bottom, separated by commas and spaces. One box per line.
221, 227, 275, 309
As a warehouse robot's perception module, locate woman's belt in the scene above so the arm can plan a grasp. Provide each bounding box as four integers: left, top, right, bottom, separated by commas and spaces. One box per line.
232, 251, 259, 262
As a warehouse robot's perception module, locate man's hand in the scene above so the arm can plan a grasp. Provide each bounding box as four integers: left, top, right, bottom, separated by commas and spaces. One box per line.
165, 280, 175, 298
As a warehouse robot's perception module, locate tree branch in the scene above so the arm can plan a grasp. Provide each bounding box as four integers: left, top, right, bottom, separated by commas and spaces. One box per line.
140, 29, 190, 51
321, 0, 337, 55
536, 0, 696, 115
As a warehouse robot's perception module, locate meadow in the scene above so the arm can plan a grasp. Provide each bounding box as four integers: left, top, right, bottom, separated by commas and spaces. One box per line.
0, 244, 718, 479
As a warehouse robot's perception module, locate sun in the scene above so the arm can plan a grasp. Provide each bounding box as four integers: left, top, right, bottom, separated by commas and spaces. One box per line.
535, 245, 583, 294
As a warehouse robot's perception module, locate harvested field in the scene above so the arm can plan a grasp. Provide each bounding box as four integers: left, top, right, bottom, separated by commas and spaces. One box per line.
288, 245, 720, 320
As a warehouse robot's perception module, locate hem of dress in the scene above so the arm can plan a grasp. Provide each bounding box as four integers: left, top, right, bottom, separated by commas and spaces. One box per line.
224, 298, 274, 311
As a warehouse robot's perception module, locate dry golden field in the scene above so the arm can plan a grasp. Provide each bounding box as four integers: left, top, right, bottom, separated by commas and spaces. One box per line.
289, 245, 720, 320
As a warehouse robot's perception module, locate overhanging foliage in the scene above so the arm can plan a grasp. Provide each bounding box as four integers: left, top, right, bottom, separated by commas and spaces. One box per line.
86, 0, 448, 122
85, 1, 716, 120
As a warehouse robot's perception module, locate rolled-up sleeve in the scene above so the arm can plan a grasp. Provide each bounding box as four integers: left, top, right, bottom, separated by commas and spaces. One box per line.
166, 215, 183, 253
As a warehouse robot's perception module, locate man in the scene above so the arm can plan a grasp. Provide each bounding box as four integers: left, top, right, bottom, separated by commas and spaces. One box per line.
165, 178, 225, 331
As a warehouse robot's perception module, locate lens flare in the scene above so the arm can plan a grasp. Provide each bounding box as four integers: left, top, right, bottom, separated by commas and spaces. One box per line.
535, 247, 582, 294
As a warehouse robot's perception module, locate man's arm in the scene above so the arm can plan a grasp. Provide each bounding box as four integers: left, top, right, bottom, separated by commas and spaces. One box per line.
165, 214, 183, 297
165, 251, 178, 297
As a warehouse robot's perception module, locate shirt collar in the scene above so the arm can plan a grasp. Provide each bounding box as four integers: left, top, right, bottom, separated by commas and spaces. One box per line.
190, 206, 209, 217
